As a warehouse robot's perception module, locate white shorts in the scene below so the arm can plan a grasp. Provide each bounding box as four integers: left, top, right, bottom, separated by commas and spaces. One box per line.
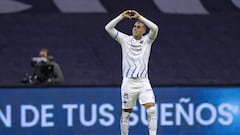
121, 77, 155, 109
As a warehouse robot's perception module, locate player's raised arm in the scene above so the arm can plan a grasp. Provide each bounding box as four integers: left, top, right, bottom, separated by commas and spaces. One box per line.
131, 10, 159, 40
105, 10, 132, 39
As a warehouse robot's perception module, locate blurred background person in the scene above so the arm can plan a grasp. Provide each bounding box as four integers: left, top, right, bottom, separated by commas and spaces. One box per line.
37, 48, 64, 84
22, 48, 64, 85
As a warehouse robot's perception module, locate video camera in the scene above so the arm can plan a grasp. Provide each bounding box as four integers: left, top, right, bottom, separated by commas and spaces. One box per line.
21, 57, 54, 84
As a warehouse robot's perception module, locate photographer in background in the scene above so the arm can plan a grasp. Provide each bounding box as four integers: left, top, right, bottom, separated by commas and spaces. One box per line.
22, 48, 64, 85
36, 48, 64, 84
34, 48, 64, 84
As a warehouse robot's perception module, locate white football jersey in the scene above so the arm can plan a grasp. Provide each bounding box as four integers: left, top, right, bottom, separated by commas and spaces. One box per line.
114, 32, 155, 78
105, 15, 158, 78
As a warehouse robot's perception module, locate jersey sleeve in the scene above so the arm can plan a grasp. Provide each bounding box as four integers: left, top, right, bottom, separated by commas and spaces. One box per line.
105, 15, 128, 44
114, 31, 129, 44
138, 16, 159, 44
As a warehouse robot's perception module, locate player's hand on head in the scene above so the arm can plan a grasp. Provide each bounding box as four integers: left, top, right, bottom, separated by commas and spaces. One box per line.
130, 10, 141, 19
121, 10, 132, 19
121, 10, 141, 19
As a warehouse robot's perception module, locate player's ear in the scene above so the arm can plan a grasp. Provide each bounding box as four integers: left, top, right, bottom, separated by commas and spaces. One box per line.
143, 26, 146, 34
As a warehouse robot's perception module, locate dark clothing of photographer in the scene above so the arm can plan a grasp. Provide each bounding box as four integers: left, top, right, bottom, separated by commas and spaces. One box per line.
31, 60, 64, 85
47, 61, 64, 84
23, 48, 64, 85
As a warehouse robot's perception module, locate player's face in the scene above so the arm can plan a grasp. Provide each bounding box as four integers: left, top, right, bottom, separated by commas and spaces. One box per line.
132, 22, 146, 39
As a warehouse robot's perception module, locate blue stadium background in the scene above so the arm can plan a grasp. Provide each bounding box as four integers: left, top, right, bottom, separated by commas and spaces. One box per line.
0, 0, 240, 86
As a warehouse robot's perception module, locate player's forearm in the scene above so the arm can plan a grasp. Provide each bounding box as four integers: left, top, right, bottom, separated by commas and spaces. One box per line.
139, 16, 158, 31
139, 16, 159, 38
105, 15, 124, 37
105, 15, 124, 29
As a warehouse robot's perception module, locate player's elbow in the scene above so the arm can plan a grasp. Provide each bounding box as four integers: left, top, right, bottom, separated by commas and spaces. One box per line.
154, 25, 159, 33
105, 24, 111, 32
150, 24, 159, 34
104, 25, 108, 31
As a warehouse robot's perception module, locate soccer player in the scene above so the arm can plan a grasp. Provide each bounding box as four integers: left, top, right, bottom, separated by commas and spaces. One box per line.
105, 10, 159, 135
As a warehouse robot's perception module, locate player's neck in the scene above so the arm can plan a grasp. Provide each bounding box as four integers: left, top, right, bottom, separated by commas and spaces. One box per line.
133, 35, 142, 40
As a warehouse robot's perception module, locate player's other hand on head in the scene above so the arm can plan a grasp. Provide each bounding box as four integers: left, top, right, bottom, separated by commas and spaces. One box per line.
121, 10, 141, 19
121, 10, 132, 19
130, 10, 141, 19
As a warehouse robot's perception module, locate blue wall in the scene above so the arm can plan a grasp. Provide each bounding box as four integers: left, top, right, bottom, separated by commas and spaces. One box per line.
0, 87, 239, 135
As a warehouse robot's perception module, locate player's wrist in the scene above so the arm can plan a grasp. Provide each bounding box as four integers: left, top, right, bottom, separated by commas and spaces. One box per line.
138, 15, 144, 20
119, 14, 125, 19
